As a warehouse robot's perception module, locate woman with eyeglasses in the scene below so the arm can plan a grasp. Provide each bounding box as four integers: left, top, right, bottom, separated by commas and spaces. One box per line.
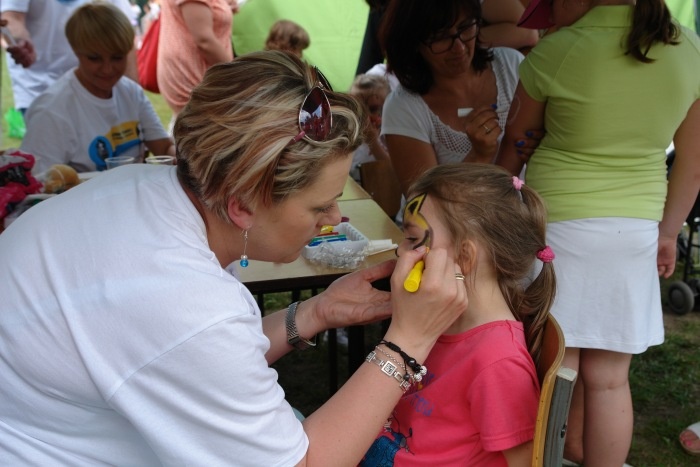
0, 51, 468, 465
378, 0, 542, 197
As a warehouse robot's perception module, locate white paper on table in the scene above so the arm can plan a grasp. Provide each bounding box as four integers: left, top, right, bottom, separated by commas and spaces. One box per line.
366, 239, 398, 256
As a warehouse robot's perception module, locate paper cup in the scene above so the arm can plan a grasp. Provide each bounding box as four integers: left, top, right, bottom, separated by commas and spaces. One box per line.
105, 155, 136, 169
145, 155, 176, 165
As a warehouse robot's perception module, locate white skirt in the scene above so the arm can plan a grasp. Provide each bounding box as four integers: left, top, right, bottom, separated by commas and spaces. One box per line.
547, 218, 664, 354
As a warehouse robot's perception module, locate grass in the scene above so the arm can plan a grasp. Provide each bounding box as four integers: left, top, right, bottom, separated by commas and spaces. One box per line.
4, 56, 700, 466
628, 311, 700, 466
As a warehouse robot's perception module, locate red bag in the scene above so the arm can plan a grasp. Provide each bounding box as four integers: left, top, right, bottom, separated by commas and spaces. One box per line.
137, 17, 160, 93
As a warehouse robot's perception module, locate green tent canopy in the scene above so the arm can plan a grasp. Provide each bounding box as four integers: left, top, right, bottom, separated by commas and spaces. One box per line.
232, 0, 370, 93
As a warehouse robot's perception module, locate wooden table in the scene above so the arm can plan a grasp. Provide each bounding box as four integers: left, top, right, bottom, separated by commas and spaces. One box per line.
239, 197, 402, 392
240, 198, 401, 294
340, 176, 371, 201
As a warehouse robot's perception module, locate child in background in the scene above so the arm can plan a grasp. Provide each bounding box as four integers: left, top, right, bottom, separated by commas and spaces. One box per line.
348, 73, 391, 182
361, 163, 556, 466
264, 19, 309, 58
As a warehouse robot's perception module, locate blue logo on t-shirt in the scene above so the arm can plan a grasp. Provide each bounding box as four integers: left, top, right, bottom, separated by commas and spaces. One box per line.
89, 136, 113, 171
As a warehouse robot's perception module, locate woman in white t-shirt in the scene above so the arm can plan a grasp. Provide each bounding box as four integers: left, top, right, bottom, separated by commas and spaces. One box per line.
0, 50, 469, 466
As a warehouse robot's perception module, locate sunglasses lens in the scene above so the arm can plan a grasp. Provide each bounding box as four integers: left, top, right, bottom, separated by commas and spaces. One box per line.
299, 86, 332, 142
403, 193, 432, 249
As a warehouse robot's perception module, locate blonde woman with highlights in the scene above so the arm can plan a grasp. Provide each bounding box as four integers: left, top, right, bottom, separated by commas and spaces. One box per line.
0, 50, 469, 465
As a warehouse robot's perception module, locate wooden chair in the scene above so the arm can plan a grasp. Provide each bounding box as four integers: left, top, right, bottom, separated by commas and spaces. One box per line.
532, 315, 578, 467
358, 160, 402, 219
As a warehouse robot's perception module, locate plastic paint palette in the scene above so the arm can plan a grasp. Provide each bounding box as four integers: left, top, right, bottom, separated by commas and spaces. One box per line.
302, 222, 369, 261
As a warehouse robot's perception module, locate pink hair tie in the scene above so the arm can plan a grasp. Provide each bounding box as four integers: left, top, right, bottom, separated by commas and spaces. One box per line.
512, 176, 524, 191
291, 130, 306, 143
536, 245, 555, 263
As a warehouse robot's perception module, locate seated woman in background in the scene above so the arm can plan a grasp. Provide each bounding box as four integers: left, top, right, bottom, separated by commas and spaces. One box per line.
20, 1, 174, 174
378, 0, 541, 196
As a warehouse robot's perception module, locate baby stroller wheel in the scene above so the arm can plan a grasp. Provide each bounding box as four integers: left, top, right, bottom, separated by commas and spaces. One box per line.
668, 281, 695, 315
689, 279, 700, 310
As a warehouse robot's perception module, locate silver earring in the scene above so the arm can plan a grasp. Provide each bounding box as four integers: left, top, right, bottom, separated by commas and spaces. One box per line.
240, 230, 249, 267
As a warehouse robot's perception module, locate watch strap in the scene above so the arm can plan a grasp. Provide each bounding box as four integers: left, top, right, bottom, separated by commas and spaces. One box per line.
285, 301, 317, 350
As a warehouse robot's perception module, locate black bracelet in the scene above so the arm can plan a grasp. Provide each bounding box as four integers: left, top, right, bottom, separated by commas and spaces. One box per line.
379, 340, 427, 378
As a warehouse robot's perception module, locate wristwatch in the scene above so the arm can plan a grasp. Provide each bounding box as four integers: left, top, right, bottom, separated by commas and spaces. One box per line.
285, 301, 317, 350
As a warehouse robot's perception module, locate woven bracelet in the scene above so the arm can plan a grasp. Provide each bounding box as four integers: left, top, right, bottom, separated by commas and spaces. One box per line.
379, 340, 427, 378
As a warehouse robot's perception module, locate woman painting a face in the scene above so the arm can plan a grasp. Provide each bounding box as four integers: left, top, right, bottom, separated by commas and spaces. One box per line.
0, 50, 469, 465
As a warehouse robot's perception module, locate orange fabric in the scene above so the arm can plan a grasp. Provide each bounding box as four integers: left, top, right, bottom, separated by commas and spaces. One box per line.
157, 0, 233, 113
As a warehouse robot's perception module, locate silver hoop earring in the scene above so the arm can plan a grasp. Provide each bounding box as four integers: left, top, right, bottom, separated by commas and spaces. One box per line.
240, 230, 249, 267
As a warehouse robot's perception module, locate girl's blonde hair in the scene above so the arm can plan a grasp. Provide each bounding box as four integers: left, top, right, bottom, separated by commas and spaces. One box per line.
174, 50, 366, 221
410, 163, 556, 363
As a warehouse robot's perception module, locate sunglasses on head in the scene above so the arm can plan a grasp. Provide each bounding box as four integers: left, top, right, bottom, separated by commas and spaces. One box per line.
292, 67, 333, 143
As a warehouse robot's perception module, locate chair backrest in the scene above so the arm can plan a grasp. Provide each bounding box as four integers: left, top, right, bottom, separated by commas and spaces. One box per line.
358, 160, 402, 219
532, 315, 578, 467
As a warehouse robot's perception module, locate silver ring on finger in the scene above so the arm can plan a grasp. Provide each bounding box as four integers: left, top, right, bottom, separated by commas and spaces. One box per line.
455, 273, 465, 281
483, 124, 492, 134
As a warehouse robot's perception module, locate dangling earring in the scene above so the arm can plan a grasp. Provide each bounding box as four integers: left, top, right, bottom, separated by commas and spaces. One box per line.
240, 230, 249, 267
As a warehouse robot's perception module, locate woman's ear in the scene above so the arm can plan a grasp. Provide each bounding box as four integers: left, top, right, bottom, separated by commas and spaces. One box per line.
227, 197, 254, 231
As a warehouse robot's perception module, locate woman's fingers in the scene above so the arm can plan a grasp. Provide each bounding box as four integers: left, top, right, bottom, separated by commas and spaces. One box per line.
389, 248, 467, 346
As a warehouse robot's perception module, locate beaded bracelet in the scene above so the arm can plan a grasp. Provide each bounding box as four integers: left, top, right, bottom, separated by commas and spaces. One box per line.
379, 340, 428, 379
366, 350, 412, 393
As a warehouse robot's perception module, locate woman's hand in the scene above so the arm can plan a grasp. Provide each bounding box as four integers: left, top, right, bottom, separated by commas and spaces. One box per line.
513, 129, 545, 163
657, 233, 677, 279
464, 105, 501, 162
7, 39, 35, 68
306, 260, 395, 331
385, 246, 468, 353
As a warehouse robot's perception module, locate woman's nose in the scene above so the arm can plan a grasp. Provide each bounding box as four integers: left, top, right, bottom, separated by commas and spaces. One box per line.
451, 37, 468, 52
320, 204, 341, 227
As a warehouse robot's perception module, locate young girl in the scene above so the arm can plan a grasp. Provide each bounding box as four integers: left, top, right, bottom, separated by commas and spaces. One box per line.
362, 163, 556, 466
348, 73, 391, 182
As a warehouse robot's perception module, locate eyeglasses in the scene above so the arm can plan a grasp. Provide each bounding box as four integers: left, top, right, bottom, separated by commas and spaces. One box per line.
424, 20, 481, 54
293, 67, 333, 143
